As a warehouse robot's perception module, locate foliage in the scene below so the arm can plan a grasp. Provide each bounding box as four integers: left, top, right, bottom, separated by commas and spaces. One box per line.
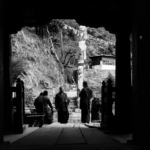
47, 19, 116, 84
10, 27, 64, 107
64, 68, 74, 84
48, 19, 64, 38
86, 26, 116, 57
87, 27, 115, 42
61, 19, 80, 30
10, 57, 29, 84
47, 19, 80, 67
47, 19, 81, 83
104, 72, 115, 86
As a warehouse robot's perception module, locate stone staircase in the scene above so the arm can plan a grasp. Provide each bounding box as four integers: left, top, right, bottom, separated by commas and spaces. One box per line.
53, 91, 101, 125
68, 97, 81, 123
53, 95, 81, 123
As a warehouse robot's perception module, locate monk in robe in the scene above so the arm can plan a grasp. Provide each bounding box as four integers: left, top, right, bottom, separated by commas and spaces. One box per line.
79, 81, 93, 124
34, 92, 44, 113
55, 86, 70, 123
42, 90, 53, 124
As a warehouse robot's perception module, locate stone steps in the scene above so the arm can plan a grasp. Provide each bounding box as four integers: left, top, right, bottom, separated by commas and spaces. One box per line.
53, 111, 101, 124
53, 95, 81, 123
53, 110, 81, 123
68, 106, 78, 111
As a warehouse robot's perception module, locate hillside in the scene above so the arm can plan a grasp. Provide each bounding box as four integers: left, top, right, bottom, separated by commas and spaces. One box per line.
10, 19, 116, 107
86, 27, 116, 58
11, 27, 64, 106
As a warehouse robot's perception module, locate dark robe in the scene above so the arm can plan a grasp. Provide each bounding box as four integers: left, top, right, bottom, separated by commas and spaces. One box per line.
34, 95, 44, 113
34, 95, 44, 126
91, 98, 101, 121
79, 87, 92, 123
34, 95, 53, 124
42, 96, 53, 124
55, 92, 69, 123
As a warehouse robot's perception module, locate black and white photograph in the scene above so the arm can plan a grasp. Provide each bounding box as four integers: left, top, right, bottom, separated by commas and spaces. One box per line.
0, 0, 149, 149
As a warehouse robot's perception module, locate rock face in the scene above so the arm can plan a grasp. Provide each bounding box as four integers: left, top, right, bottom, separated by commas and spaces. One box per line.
83, 26, 116, 99
10, 20, 116, 109
86, 27, 116, 58
11, 27, 64, 107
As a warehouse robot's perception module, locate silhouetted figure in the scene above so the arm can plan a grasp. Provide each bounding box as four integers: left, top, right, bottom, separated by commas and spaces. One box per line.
79, 81, 93, 124
55, 87, 70, 123
34, 92, 44, 127
42, 90, 53, 124
91, 96, 101, 122
34, 92, 44, 113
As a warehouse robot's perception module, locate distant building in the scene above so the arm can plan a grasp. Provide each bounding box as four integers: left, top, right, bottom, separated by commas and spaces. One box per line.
89, 55, 116, 70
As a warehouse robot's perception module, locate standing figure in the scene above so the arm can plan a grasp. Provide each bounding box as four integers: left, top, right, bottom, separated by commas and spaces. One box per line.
34, 92, 44, 127
34, 92, 44, 113
42, 90, 53, 124
79, 81, 93, 124
55, 86, 70, 123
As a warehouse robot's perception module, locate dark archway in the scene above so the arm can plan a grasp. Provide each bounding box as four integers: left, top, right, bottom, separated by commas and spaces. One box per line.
2, 0, 131, 136
4, 0, 132, 34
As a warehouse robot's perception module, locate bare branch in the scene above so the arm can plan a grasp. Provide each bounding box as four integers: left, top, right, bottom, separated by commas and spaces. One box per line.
64, 55, 75, 68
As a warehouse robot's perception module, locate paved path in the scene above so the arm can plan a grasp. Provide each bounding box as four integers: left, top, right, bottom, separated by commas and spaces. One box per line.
2, 123, 136, 150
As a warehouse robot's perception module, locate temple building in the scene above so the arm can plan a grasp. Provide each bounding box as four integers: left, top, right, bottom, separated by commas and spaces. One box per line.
89, 55, 115, 70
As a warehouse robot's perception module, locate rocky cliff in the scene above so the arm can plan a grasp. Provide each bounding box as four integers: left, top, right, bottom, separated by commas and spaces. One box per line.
85, 26, 116, 99
86, 27, 116, 58
10, 20, 116, 107
11, 27, 64, 106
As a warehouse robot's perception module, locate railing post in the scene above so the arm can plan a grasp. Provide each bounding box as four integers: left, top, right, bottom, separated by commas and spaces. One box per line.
14, 78, 23, 133
21, 81, 25, 120
101, 81, 106, 126
107, 79, 113, 129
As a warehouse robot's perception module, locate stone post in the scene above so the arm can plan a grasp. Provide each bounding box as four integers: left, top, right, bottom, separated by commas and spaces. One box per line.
22, 81, 25, 122
107, 79, 113, 129
78, 26, 87, 91
14, 79, 24, 133
101, 81, 106, 126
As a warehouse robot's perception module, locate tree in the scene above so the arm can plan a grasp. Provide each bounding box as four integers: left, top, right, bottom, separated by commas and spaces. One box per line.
48, 19, 64, 60
61, 19, 79, 30
48, 19, 80, 68
47, 19, 81, 84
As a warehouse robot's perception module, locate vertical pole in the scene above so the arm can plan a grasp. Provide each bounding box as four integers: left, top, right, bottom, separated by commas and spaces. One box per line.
78, 26, 87, 91
15, 79, 23, 133
22, 81, 25, 123
107, 79, 113, 129
101, 81, 106, 126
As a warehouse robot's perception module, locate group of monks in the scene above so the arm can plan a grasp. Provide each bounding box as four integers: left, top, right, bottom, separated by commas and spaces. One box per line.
34, 81, 101, 126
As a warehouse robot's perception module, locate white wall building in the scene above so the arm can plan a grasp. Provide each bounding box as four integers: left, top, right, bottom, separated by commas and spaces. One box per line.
89, 55, 116, 70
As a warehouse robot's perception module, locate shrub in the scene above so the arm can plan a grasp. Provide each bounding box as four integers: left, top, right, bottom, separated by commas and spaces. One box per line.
10, 57, 29, 84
